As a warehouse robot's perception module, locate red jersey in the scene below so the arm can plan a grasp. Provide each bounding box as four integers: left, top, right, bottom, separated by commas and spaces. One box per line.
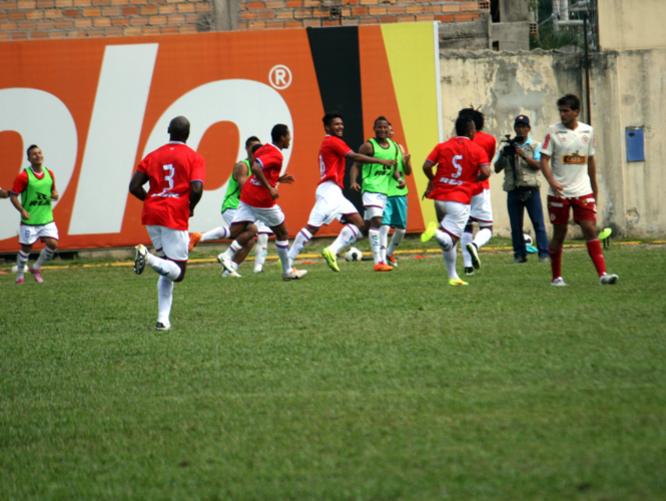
137, 141, 205, 231
318, 135, 352, 188
11, 167, 56, 194
426, 136, 489, 204
240, 143, 284, 208
472, 130, 496, 192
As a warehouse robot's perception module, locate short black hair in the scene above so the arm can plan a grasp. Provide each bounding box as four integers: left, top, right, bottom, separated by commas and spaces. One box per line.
323, 112, 343, 128
557, 94, 581, 111
250, 142, 262, 154
245, 136, 260, 148
26, 144, 39, 156
455, 116, 475, 137
168, 116, 190, 142
373, 115, 390, 127
458, 107, 484, 131
271, 124, 289, 144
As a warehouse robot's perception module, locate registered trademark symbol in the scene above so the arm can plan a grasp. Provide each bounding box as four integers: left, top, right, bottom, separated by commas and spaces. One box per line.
269, 64, 292, 90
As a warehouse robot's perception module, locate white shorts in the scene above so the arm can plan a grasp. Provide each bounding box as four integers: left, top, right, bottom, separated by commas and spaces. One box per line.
363, 192, 387, 220
469, 189, 493, 225
233, 201, 285, 228
19, 222, 59, 245
223, 208, 272, 234
307, 181, 359, 227
435, 200, 470, 238
147, 225, 189, 262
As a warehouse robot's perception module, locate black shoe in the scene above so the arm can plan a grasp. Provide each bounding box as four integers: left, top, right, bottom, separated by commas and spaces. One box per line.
514, 256, 527, 263
464, 267, 475, 276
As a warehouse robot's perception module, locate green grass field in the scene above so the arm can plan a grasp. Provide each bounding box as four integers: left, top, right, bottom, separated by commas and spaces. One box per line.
1, 241, 665, 499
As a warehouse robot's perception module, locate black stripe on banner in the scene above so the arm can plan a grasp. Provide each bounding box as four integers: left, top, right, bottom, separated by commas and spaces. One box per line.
307, 26, 364, 212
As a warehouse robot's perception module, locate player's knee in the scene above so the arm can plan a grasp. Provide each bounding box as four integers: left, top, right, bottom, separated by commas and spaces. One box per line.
173, 262, 187, 282
464, 223, 474, 233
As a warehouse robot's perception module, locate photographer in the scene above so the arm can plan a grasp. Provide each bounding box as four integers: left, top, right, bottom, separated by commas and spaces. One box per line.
495, 115, 549, 263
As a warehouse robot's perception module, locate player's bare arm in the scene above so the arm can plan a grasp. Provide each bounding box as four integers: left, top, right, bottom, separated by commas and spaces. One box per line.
0, 187, 8, 199
346, 150, 395, 168
422, 159, 436, 197
129, 171, 149, 201
477, 162, 491, 181
400, 145, 413, 176
9, 192, 30, 220
539, 154, 564, 197
251, 160, 278, 199
51, 187, 59, 201
278, 174, 295, 184
587, 156, 598, 200
232, 161, 250, 187
350, 142, 373, 191
189, 180, 203, 216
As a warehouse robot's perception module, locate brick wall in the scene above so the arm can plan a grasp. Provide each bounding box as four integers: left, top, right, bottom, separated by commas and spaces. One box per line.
0, 0, 487, 41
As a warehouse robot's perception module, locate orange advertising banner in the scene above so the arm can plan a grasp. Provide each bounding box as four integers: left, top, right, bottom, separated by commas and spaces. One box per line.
0, 23, 441, 252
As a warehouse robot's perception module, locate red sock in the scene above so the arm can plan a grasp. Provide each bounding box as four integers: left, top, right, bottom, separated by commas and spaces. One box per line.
586, 239, 607, 276
549, 244, 563, 280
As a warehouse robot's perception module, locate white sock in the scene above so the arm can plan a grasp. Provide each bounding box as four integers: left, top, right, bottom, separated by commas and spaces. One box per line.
328, 224, 360, 254
387, 228, 406, 257
222, 240, 243, 261
435, 229, 453, 251
275, 240, 291, 273
201, 226, 230, 242
33, 247, 55, 270
157, 275, 174, 326
461, 231, 473, 268
474, 227, 493, 248
378, 225, 390, 263
444, 244, 459, 280
254, 233, 269, 271
16, 250, 29, 278
288, 228, 312, 262
146, 253, 181, 280
368, 228, 381, 264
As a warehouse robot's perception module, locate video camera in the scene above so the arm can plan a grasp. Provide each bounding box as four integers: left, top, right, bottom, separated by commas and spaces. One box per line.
500, 134, 523, 156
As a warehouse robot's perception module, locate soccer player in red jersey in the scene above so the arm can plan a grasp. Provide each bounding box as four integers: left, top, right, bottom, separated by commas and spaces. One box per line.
287, 112, 394, 272
457, 108, 496, 275
422, 115, 490, 286
540, 94, 618, 286
129, 116, 205, 331
219, 124, 307, 280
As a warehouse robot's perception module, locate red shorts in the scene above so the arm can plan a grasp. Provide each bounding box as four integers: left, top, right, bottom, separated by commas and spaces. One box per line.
547, 194, 597, 225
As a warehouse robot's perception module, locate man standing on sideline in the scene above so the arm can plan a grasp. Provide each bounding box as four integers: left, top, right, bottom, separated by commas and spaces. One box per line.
189, 137, 271, 276
350, 116, 399, 272
218, 124, 307, 281
129, 116, 205, 331
494, 114, 549, 262
287, 112, 394, 272
540, 94, 618, 286
380, 123, 412, 267
457, 108, 496, 276
9, 145, 59, 285
421, 116, 490, 286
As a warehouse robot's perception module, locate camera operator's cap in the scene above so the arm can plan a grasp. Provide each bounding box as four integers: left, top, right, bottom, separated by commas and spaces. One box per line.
514, 114, 530, 127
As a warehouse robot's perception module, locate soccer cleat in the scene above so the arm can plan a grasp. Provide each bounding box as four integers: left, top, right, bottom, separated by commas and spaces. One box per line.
283, 268, 308, 280
29, 267, 44, 284
600, 273, 619, 285
387, 254, 398, 267
551, 277, 567, 287
420, 221, 438, 243
466, 242, 481, 270
15, 276, 25, 285
188, 232, 202, 252
514, 256, 527, 264
217, 253, 235, 275
253, 265, 264, 273
133, 244, 148, 274
464, 266, 475, 276
155, 321, 171, 332
448, 278, 469, 287
373, 263, 393, 272
221, 268, 242, 278
321, 247, 340, 272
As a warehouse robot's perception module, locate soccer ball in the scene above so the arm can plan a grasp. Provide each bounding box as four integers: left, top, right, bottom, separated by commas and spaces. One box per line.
523, 233, 533, 245
344, 247, 363, 262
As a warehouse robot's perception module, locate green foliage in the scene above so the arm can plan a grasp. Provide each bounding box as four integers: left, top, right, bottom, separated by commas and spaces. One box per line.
1, 243, 665, 498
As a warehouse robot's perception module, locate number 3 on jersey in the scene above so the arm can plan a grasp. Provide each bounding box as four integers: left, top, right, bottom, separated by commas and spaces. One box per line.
163, 164, 175, 191
451, 155, 463, 178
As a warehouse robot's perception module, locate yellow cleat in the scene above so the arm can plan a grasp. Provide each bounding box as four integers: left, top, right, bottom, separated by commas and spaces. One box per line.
420, 221, 438, 243
448, 278, 469, 287
321, 247, 340, 272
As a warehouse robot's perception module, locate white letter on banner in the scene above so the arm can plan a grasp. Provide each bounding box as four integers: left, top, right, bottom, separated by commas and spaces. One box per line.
141, 79, 293, 232
69, 43, 158, 235
0, 88, 77, 240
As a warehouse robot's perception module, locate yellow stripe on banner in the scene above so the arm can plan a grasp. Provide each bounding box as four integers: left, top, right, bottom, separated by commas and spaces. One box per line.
381, 21, 440, 227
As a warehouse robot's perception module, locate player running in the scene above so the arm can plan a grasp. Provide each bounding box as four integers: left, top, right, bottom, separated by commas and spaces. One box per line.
287, 112, 395, 272
540, 94, 619, 286
421, 115, 490, 286
218, 124, 307, 281
9, 145, 60, 284
349, 116, 400, 272
129, 116, 205, 331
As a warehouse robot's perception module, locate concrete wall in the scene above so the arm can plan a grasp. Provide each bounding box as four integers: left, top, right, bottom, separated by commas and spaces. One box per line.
598, 0, 666, 50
